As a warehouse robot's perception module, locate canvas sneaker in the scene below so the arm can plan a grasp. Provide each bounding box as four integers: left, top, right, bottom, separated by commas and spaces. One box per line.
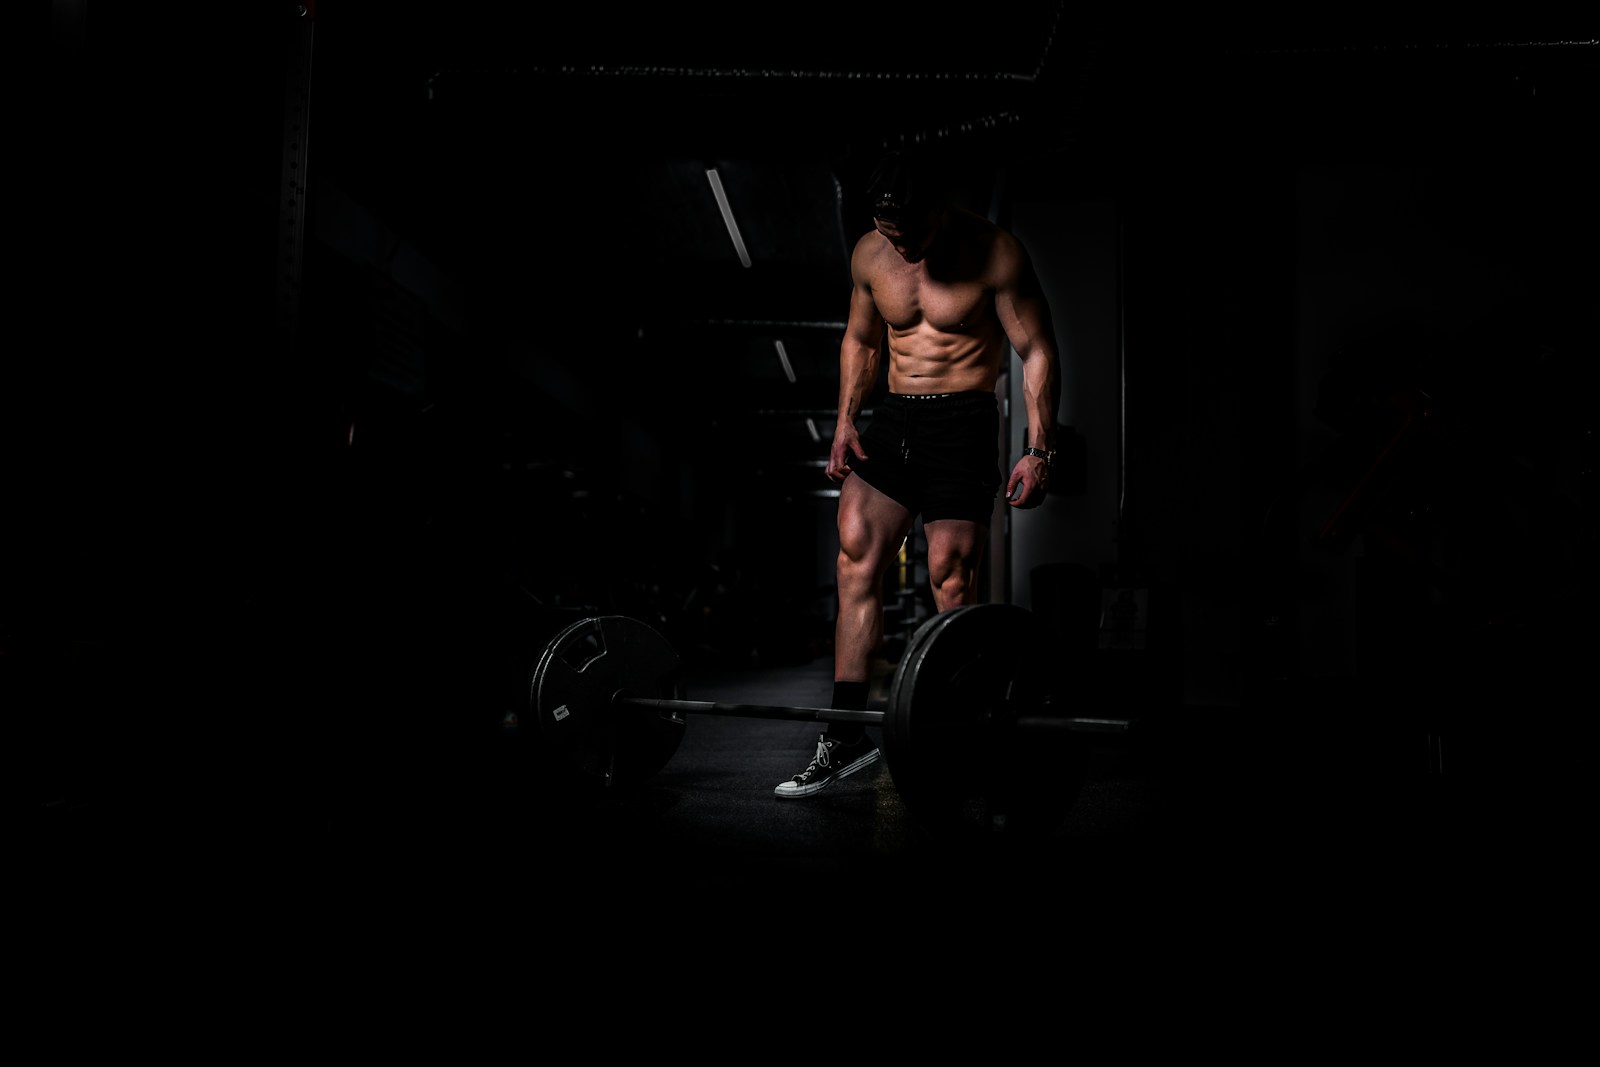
774, 732, 880, 798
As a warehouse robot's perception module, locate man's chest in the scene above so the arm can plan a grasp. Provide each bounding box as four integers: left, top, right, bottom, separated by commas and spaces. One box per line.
873, 273, 993, 334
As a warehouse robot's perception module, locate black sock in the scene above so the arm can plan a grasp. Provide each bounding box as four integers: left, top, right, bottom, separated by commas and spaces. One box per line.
826, 681, 870, 746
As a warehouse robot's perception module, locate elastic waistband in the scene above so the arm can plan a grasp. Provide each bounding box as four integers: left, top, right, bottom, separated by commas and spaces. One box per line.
884, 390, 994, 405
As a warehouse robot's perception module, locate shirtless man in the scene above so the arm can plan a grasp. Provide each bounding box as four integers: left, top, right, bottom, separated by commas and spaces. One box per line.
775, 148, 1063, 798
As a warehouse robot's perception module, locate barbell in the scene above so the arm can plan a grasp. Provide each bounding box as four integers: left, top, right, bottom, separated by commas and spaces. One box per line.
526, 603, 1131, 841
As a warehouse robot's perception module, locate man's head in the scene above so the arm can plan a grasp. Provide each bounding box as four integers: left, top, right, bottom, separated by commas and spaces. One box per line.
866, 149, 927, 223
866, 149, 941, 262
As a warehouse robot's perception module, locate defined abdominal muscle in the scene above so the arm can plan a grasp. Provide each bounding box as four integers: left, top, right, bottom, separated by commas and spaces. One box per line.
887, 337, 1000, 395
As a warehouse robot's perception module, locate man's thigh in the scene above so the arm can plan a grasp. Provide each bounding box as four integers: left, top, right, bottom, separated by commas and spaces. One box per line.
838, 474, 914, 564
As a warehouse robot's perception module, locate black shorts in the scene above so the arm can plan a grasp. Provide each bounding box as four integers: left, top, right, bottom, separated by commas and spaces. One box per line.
850, 391, 1002, 525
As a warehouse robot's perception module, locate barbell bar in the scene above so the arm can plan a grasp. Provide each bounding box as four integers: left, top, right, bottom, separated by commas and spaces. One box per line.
527, 603, 1129, 840
615, 696, 1130, 736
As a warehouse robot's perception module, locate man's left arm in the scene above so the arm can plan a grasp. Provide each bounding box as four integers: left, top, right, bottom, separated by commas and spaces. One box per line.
996, 240, 1062, 508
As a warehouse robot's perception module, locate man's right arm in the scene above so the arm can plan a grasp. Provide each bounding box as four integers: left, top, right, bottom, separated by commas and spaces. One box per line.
837, 287, 883, 424
828, 251, 885, 482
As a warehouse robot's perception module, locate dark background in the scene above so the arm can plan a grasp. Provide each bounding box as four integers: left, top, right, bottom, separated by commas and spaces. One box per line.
26, 5, 1595, 880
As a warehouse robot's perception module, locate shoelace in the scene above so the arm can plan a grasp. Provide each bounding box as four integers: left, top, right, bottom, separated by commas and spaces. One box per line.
799, 739, 833, 779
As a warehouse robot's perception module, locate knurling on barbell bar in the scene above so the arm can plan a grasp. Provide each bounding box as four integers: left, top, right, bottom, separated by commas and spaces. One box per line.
527, 604, 1125, 840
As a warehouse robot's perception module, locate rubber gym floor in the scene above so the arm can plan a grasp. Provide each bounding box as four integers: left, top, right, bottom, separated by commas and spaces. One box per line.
33, 639, 1581, 969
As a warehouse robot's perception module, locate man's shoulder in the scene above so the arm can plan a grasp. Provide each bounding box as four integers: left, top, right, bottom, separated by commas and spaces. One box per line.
954, 207, 1020, 241
941, 207, 1016, 254
850, 230, 893, 272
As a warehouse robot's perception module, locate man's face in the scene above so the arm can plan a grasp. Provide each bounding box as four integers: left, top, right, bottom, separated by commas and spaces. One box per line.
874, 211, 936, 264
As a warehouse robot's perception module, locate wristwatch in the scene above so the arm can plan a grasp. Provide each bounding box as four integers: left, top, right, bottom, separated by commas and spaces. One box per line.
1023, 447, 1055, 466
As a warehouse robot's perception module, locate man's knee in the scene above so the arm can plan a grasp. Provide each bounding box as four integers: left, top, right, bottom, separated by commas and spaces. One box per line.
929, 565, 977, 608
836, 490, 910, 595
837, 542, 888, 597
925, 531, 986, 607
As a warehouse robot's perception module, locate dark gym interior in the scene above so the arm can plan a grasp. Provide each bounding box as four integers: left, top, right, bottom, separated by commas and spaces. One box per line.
28, 6, 1596, 959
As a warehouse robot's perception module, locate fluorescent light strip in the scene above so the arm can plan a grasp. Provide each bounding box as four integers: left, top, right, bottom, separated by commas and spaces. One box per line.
774, 339, 796, 383
805, 417, 821, 443
705, 167, 752, 268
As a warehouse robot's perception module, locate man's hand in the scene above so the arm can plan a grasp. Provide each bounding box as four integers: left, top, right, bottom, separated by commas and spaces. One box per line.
1005, 454, 1050, 508
827, 424, 867, 483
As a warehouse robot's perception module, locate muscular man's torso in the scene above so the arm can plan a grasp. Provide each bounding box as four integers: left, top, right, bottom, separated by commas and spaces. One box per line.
862, 208, 1009, 396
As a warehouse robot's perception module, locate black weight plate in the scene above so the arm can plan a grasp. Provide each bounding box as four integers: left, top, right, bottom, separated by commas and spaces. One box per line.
529, 616, 687, 793
875, 606, 954, 767
883, 604, 1089, 843
894, 605, 954, 681
882, 605, 1000, 835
